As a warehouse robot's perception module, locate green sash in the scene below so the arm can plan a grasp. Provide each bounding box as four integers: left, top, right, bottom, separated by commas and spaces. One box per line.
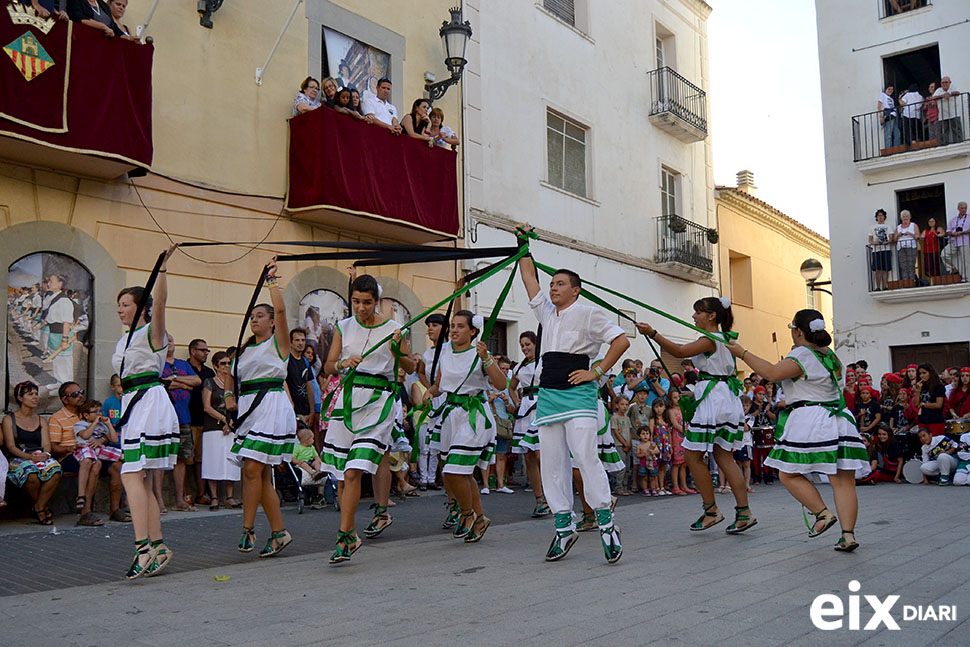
774, 348, 857, 440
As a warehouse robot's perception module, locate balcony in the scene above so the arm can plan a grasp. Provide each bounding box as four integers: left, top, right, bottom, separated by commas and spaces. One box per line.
646, 67, 708, 143
851, 93, 970, 174
865, 242, 970, 303
879, 0, 931, 19
655, 215, 715, 277
0, 16, 153, 178
286, 106, 459, 242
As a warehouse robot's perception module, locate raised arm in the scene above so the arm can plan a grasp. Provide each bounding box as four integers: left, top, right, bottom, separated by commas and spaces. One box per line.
518, 253, 541, 301
149, 244, 178, 352
265, 257, 290, 358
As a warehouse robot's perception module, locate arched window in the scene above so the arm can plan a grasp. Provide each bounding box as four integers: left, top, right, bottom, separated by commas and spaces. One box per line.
380, 298, 412, 326
7, 252, 93, 413
298, 289, 349, 361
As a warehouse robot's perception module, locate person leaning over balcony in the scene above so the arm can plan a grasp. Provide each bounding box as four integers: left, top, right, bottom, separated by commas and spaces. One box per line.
942, 201, 970, 278
921, 217, 945, 278
868, 209, 892, 290
428, 107, 459, 150
332, 88, 365, 121
362, 78, 403, 135
292, 77, 322, 117
16, 0, 68, 20
932, 77, 963, 145
350, 88, 365, 117
877, 85, 901, 150
891, 210, 920, 282
899, 84, 924, 147
67, 0, 124, 37
402, 98, 435, 147
107, 0, 135, 40
320, 77, 339, 108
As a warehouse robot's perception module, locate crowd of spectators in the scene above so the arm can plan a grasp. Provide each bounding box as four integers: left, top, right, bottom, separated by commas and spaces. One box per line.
877, 75, 963, 151
18, 0, 140, 41
291, 75, 459, 150
867, 201, 970, 288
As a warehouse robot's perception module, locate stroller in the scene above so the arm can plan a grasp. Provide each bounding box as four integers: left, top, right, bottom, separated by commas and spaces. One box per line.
273, 423, 338, 513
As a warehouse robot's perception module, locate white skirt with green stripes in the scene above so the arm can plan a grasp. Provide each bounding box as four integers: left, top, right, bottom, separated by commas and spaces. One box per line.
681, 381, 745, 453
119, 385, 180, 474
321, 390, 395, 479
229, 391, 296, 467
437, 402, 497, 475
764, 405, 868, 475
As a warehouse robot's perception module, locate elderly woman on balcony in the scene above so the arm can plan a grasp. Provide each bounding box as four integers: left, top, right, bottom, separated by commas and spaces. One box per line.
428, 107, 460, 150
892, 210, 920, 283
292, 77, 322, 117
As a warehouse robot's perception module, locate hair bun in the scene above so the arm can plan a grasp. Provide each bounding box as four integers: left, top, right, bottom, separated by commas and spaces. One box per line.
718, 296, 731, 309
471, 314, 484, 332
809, 318, 826, 332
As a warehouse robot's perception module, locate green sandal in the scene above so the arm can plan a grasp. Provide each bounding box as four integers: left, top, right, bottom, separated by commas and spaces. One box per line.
329, 530, 362, 564
725, 506, 758, 534
464, 515, 491, 543
808, 507, 838, 538
363, 504, 393, 538
145, 539, 172, 577
545, 512, 579, 562
834, 530, 859, 552
238, 526, 256, 553
259, 529, 292, 558
125, 538, 153, 581
442, 500, 460, 529
689, 501, 724, 531
596, 509, 622, 564
453, 510, 476, 539
576, 512, 597, 532
531, 496, 551, 518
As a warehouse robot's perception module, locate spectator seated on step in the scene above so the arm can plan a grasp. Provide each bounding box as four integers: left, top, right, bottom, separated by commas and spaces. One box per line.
73, 399, 128, 523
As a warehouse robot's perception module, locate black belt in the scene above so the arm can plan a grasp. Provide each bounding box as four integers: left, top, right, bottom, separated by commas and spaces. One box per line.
538, 352, 589, 390
522, 386, 539, 398
121, 373, 162, 394
352, 371, 399, 393
239, 378, 284, 395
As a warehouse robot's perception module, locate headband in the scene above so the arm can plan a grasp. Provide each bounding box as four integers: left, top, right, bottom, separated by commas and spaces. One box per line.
907, 364, 917, 370
753, 385, 766, 394
961, 367, 970, 374
883, 373, 902, 384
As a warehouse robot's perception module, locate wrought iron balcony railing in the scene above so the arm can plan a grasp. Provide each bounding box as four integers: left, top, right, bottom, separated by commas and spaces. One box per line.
851, 92, 968, 162
655, 215, 715, 273
646, 67, 707, 142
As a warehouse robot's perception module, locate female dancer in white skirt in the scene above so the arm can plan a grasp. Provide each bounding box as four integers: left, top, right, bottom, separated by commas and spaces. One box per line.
113, 245, 180, 580
322, 274, 415, 563
230, 257, 295, 557
424, 311, 506, 542
637, 297, 757, 534
508, 331, 551, 518
728, 309, 867, 551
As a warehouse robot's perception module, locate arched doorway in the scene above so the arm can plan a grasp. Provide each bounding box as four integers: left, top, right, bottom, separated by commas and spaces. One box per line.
298, 288, 349, 362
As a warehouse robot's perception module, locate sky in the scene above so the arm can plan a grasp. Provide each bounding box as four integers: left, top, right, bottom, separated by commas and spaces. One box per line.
708, 0, 830, 237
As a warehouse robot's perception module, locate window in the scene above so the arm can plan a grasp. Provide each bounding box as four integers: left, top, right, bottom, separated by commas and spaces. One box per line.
660, 167, 678, 216
805, 285, 817, 310
380, 298, 412, 327
298, 289, 349, 360
322, 27, 390, 100
7, 252, 93, 414
656, 37, 665, 69
881, 0, 930, 19
882, 45, 940, 100
896, 183, 947, 233
546, 111, 588, 197
543, 0, 575, 26
729, 251, 753, 308
484, 321, 508, 357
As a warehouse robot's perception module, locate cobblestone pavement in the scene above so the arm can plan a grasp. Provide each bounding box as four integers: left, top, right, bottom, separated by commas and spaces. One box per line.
2, 482, 968, 646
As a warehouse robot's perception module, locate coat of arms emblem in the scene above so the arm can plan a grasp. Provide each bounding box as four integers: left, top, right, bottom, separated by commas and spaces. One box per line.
4, 30, 54, 81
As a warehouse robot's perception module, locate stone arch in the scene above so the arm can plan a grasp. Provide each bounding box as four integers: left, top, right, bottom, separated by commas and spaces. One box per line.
0, 221, 125, 405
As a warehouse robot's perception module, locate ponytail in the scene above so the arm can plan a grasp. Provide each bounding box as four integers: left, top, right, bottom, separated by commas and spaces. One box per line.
692, 296, 733, 333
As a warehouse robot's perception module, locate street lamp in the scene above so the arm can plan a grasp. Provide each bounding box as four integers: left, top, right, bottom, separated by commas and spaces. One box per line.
425, 7, 473, 102
800, 258, 832, 295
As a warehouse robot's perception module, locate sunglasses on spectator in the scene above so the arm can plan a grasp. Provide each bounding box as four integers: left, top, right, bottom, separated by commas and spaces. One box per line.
67, 390, 85, 398
217, 361, 231, 366
193, 348, 210, 353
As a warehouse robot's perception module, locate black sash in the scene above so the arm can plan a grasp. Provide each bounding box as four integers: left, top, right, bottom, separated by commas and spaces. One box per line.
538, 352, 589, 390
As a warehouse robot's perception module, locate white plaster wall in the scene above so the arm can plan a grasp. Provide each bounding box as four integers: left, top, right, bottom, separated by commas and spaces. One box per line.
462, 0, 715, 363
815, 1, 970, 376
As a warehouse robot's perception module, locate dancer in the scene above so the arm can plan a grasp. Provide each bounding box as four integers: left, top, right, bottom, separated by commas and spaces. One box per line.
416, 314, 448, 493
113, 245, 180, 580
323, 274, 415, 564
517, 247, 628, 563
727, 309, 867, 551
424, 311, 505, 542
230, 257, 295, 558
507, 331, 551, 518
636, 297, 757, 534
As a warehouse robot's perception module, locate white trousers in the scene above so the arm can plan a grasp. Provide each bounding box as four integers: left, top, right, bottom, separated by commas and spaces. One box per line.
417, 424, 439, 485
538, 416, 611, 513
921, 453, 958, 478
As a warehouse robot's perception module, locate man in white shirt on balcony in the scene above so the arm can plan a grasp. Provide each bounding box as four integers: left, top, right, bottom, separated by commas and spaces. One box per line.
362, 78, 402, 136
942, 201, 970, 278
932, 77, 963, 145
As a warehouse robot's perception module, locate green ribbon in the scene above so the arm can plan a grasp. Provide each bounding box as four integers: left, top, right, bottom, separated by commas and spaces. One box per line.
677, 365, 743, 424
323, 242, 530, 434
443, 391, 492, 433
331, 373, 400, 435
532, 261, 738, 345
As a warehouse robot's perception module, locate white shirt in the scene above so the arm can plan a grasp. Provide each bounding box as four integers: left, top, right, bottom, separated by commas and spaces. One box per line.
870, 223, 892, 249
47, 294, 74, 325
896, 223, 918, 249
878, 92, 897, 117
434, 125, 456, 148
900, 91, 923, 119
528, 291, 625, 363
362, 96, 398, 126
933, 86, 960, 119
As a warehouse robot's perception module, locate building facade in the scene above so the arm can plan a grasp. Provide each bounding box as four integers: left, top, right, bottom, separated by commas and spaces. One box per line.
0, 0, 466, 410
463, 0, 719, 364
715, 172, 832, 371
815, 1, 970, 376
